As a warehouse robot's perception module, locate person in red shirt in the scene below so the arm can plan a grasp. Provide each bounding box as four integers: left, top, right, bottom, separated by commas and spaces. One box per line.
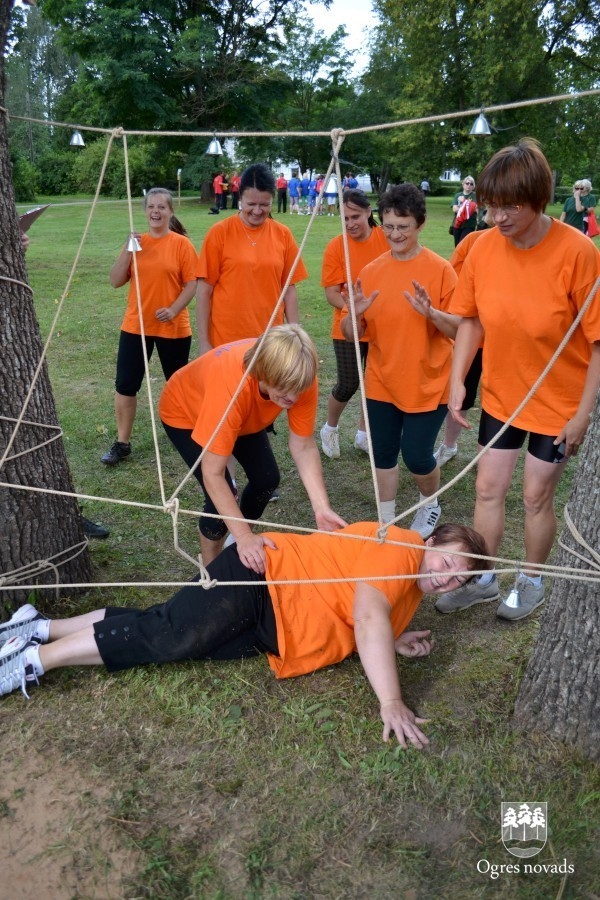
276, 173, 288, 213
229, 171, 241, 210
0, 521, 489, 749
441, 138, 600, 620
212, 172, 226, 210
159, 324, 346, 569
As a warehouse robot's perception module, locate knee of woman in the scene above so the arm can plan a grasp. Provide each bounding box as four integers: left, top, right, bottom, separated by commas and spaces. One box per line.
401, 448, 434, 475
332, 384, 358, 404
475, 475, 509, 504
199, 519, 228, 541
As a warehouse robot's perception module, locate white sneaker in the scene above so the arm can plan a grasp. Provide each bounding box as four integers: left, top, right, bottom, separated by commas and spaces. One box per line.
410, 504, 441, 538
0, 603, 48, 648
353, 432, 369, 453
320, 425, 340, 459
434, 444, 458, 467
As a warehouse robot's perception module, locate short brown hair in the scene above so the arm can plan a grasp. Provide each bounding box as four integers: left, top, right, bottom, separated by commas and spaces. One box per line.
243, 325, 318, 394
477, 138, 552, 214
429, 523, 491, 575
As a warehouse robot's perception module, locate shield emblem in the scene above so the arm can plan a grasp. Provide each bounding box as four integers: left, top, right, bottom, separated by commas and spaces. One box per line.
501, 802, 548, 858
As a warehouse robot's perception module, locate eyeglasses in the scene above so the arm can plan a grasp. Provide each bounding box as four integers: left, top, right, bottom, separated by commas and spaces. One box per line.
381, 223, 415, 234
463, 181, 475, 187
485, 203, 523, 217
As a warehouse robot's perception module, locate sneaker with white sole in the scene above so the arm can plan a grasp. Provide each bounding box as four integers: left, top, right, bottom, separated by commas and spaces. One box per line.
435, 575, 499, 613
434, 443, 458, 467
320, 425, 340, 459
496, 575, 545, 621
410, 504, 442, 539
354, 432, 369, 454
0, 637, 40, 699
0, 603, 48, 648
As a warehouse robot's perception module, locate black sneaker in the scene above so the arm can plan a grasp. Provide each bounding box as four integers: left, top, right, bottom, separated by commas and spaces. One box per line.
101, 441, 131, 466
82, 516, 110, 539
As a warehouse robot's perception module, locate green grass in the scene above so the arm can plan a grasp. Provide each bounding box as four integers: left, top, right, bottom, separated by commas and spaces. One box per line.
5, 191, 598, 898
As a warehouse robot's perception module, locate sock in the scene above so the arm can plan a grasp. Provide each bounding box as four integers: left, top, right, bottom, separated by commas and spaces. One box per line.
33, 620, 50, 643
323, 423, 338, 432
522, 573, 542, 587
380, 500, 396, 524
419, 492, 440, 509
24, 643, 44, 677
477, 571, 495, 586
355, 430, 367, 441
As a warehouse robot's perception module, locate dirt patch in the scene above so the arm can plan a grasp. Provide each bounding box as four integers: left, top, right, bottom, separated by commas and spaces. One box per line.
0, 734, 138, 900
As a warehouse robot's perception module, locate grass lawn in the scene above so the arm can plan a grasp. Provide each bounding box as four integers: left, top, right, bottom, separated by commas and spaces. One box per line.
3, 188, 599, 899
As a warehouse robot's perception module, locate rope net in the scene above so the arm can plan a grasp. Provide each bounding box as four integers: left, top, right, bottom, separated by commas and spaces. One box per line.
2, 92, 600, 594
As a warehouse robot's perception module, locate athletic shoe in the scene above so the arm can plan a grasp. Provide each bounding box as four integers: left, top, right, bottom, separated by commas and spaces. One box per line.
82, 517, 110, 539
268, 489, 280, 502
435, 575, 499, 614
0, 637, 39, 699
434, 443, 458, 467
410, 504, 441, 539
0, 604, 48, 648
101, 441, 131, 466
320, 425, 340, 459
354, 432, 369, 454
496, 575, 545, 621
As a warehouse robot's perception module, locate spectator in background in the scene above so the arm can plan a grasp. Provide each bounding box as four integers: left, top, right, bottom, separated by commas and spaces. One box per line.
288, 172, 301, 214
276, 173, 288, 214
420, 178, 430, 194
560, 179, 596, 234
229, 171, 241, 210
451, 176, 477, 246
300, 173, 310, 214
213, 172, 226, 211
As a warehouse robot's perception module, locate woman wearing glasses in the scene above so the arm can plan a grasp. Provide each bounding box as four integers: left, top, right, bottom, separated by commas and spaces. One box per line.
560, 179, 596, 235
342, 183, 460, 538
451, 176, 478, 246
441, 139, 600, 621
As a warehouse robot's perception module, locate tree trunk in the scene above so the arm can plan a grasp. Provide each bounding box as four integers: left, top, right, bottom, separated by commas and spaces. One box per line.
513, 390, 600, 761
1, 0, 92, 611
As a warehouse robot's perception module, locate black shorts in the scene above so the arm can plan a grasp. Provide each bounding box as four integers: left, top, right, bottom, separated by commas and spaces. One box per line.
479, 410, 567, 463
115, 331, 191, 396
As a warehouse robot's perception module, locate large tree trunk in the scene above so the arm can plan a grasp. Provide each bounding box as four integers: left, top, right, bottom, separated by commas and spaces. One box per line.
513, 390, 600, 761
0, 0, 92, 610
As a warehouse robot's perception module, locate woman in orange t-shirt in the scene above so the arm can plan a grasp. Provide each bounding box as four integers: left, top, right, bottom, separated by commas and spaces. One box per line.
1, 523, 489, 750
342, 184, 460, 540
442, 139, 600, 621
101, 188, 198, 467
159, 325, 346, 570
196, 163, 308, 355
319, 189, 389, 459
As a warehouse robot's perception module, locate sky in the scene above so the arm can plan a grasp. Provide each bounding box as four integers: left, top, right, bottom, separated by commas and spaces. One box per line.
307, 0, 380, 72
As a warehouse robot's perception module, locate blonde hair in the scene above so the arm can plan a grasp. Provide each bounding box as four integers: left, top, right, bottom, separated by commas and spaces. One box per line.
243, 325, 318, 393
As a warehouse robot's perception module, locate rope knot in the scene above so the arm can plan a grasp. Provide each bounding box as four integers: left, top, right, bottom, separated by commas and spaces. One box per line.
112, 126, 125, 138
376, 523, 389, 543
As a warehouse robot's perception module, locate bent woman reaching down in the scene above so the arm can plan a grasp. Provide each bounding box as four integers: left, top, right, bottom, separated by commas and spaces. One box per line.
0, 522, 488, 748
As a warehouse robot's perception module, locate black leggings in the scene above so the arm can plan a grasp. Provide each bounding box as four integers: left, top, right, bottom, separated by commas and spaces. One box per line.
162, 422, 280, 540
115, 330, 191, 396
94, 547, 279, 672
331, 339, 369, 404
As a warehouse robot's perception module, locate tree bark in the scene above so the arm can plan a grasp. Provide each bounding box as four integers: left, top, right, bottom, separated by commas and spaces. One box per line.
513, 390, 600, 761
1, 0, 92, 611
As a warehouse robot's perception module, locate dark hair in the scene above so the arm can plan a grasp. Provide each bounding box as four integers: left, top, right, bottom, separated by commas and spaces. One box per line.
343, 188, 377, 227
240, 163, 276, 198
378, 183, 426, 226
144, 187, 188, 236
476, 138, 552, 214
429, 523, 491, 576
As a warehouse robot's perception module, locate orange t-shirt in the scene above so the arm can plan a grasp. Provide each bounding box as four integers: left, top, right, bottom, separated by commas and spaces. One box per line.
196, 216, 309, 347
449, 229, 487, 278
158, 339, 318, 456
450, 219, 600, 434
321, 227, 390, 340
264, 522, 424, 679
120, 231, 197, 339
354, 248, 457, 411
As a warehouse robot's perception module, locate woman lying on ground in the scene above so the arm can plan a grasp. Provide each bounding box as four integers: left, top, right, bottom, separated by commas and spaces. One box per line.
0, 522, 488, 749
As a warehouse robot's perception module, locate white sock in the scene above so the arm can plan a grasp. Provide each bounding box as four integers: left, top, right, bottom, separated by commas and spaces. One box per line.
33, 620, 50, 643
355, 430, 367, 441
380, 500, 396, 524
477, 571, 495, 586
24, 643, 44, 677
522, 573, 542, 587
323, 422, 338, 432
419, 493, 440, 509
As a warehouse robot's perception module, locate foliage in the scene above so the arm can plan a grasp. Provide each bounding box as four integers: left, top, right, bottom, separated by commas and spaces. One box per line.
70, 136, 190, 197
9, 150, 38, 200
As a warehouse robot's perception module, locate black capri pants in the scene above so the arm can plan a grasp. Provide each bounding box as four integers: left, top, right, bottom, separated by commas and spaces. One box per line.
162, 422, 280, 540
94, 546, 279, 672
115, 330, 192, 396
331, 339, 369, 404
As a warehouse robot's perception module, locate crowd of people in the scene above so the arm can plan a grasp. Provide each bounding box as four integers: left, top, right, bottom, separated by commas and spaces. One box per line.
3, 142, 598, 747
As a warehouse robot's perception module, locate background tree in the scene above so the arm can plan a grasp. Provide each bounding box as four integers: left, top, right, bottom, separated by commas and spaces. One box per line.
513, 388, 600, 762
0, 0, 92, 610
